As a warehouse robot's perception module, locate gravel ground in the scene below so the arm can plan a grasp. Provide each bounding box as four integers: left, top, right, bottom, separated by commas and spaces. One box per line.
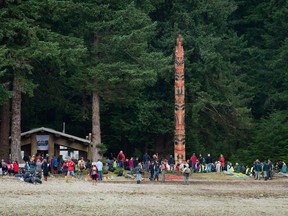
0, 175, 288, 216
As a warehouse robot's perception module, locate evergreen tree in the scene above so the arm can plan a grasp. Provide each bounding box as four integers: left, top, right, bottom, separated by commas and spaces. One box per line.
231, 0, 288, 162
150, 0, 251, 158
54, 1, 168, 157
0, 0, 86, 161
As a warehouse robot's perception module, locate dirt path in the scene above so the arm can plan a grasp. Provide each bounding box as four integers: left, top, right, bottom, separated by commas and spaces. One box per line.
0, 176, 287, 216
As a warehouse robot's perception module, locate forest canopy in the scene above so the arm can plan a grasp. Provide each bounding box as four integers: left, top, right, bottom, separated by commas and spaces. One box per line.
0, 0, 287, 165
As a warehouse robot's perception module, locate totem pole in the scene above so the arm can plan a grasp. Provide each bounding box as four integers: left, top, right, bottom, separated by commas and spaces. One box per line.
174, 35, 185, 163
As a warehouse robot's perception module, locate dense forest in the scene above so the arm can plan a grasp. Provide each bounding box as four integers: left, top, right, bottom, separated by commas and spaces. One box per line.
0, 0, 287, 164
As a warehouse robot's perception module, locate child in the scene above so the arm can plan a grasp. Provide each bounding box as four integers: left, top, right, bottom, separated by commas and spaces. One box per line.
135, 163, 143, 184
183, 165, 190, 185
90, 164, 98, 185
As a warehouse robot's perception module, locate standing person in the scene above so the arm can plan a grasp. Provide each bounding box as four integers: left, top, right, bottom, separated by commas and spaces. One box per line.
153, 161, 160, 182
161, 160, 168, 183
219, 154, 225, 171
267, 159, 273, 180
216, 161, 221, 173
112, 158, 117, 169
96, 159, 103, 181
281, 161, 287, 173
254, 160, 262, 180
124, 159, 129, 170
35, 159, 42, 177
116, 151, 125, 168
90, 164, 98, 185
86, 160, 92, 169
57, 155, 63, 174
7, 161, 13, 176
149, 161, 155, 181
263, 160, 269, 180
52, 156, 58, 175
23, 155, 30, 163
190, 153, 197, 173
66, 158, 75, 182
205, 154, 212, 173
78, 157, 86, 180
183, 165, 191, 185
168, 155, 175, 171
61, 158, 68, 177
134, 163, 143, 184
152, 153, 158, 162
133, 157, 139, 169
13, 161, 19, 175
129, 157, 134, 176
143, 152, 150, 171
199, 154, 204, 165
198, 159, 204, 173
41, 159, 49, 181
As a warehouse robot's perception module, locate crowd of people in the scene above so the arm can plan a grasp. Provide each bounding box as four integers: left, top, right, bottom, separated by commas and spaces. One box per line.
0, 154, 104, 185
113, 152, 287, 183
0, 151, 287, 185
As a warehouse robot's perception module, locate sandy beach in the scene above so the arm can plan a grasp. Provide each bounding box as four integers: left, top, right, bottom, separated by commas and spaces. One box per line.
0, 175, 287, 216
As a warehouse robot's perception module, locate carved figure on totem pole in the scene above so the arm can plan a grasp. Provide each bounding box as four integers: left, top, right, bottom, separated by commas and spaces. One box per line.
175, 104, 185, 130
174, 35, 185, 163
175, 75, 185, 103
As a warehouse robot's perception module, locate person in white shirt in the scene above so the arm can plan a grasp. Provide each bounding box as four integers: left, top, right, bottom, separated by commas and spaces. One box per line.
96, 159, 103, 181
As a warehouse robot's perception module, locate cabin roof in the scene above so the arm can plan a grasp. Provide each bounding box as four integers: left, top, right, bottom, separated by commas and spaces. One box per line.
20, 127, 91, 145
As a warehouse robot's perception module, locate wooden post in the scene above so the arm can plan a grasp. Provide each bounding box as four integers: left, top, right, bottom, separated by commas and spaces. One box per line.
174, 35, 186, 164
31, 134, 37, 156
54, 143, 60, 157
48, 135, 54, 158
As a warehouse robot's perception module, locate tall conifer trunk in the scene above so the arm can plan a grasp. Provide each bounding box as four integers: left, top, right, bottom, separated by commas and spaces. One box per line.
92, 90, 101, 161
91, 32, 101, 161
0, 101, 10, 161
11, 77, 22, 162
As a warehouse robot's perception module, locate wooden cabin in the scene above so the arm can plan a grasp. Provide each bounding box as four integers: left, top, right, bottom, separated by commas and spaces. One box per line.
19, 127, 92, 160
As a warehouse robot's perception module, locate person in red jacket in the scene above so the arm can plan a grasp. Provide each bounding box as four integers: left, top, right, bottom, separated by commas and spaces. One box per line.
65, 158, 75, 182
117, 151, 126, 168
129, 157, 134, 175
13, 161, 19, 175
219, 154, 225, 171
190, 153, 197, 173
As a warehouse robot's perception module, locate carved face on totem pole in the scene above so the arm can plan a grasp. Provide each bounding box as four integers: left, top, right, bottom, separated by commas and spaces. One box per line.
175, 75, 184, 93
175, 103, 185, 130
174, 135, 185, 154
175, 37, 184, 70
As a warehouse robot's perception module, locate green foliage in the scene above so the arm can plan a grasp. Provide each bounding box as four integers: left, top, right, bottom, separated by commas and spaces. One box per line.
113, 167, 124, 175
96, 143, 108, 156
1, 0, 287, 164
232, 111, 288, 164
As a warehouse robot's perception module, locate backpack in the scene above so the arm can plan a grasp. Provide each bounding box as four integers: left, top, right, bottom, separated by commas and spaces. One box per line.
118, 154, 123, 160
52, 159, 58, 167
185, 168, 191, 174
